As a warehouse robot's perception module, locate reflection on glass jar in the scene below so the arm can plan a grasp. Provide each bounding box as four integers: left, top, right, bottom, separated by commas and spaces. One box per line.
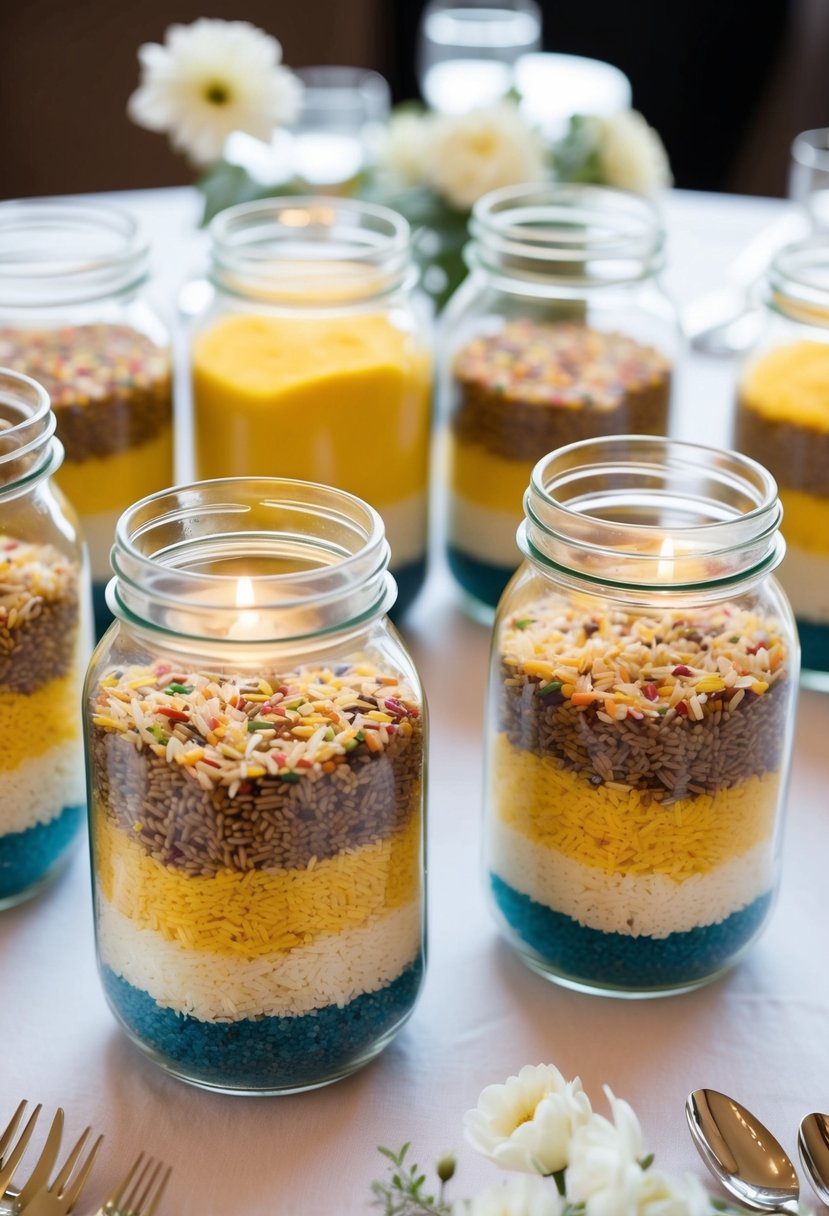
440, 184, 679, 620
0, 369, 90, 906
484, 437, 798, 996
190, 198, 432, 618
85, 479, 426, 1093
734, 238, 829, 688
0, 201, 174, 640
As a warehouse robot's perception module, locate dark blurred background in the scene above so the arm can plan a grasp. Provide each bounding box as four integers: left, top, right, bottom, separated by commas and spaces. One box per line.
2, 0, 828, 199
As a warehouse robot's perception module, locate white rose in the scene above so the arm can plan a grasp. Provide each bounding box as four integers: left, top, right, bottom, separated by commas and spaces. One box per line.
464, 1063, 592, 1175
597, 110, 672, 196
453, 1175, 565, 1216
427, 102, 547, 211
378, 110, 434, 187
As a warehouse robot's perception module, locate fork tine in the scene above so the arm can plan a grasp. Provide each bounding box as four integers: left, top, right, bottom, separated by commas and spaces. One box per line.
50, 1126, 89, 1195
122, 1156, 154, 1213
142, 1163, 172, 1216
14, 1107, 64, 1207
0, 1103, 44, 1195
106, 1152, 144, 1209
0, 1100, 28, 1166
61, 1132, 103, 1210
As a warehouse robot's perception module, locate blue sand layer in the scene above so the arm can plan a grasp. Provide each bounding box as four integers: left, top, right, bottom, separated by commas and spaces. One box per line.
490, 874, 772, 990
92, 581, 113, 642
447, 546, 516, 611
102, 957, 423, 1091
389, 556, 427, 622
797, 618, 829, 675
0, 803, 83, 900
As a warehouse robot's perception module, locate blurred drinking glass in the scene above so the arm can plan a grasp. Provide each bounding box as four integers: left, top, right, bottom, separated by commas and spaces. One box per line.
289, 66, 391, 187
418, 0, 542, 115
790, 128, 829, 232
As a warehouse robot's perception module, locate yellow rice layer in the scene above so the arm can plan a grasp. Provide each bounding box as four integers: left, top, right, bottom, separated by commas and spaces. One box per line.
741, 340, 829, 431
95, 810, 421, 957
0, 672, 81, 770
489, 733, 780, 880
448, 435, 531, 513
780, 487, 829, 555
55, 425, 174, 514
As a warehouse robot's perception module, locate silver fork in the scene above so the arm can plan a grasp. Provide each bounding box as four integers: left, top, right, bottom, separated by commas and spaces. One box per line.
92, 1153, 171, 1216
0, 1102, 64, 1205
17, 1125, 103, 1216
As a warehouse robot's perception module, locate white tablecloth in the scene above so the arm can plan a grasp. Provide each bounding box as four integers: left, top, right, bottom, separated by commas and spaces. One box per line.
2, 187, 827, 1216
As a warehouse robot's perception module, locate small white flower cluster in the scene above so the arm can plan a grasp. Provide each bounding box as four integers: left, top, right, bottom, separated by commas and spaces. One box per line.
457, 1064, 711, 1216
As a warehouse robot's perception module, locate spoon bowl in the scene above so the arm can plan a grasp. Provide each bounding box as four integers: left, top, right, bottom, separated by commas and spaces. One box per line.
686, 1088, 800, 1214
799, 1112, 829, 1205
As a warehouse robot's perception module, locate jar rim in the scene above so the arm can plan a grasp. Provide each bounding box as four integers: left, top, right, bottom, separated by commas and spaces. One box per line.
0, 199, 150, 307
521, 435, 784, 593
0, 367, 61, 496
769, 236, 829, 326
110, 476, 395, 642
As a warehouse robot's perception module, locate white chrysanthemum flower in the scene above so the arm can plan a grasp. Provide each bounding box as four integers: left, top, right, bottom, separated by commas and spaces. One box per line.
453, 1175, 565, 1216
128, 18, 303, 167
427, 102, 547, 211
598, 110, 672, 196
378, 109, 435, 187
464, 1063, 593, 1175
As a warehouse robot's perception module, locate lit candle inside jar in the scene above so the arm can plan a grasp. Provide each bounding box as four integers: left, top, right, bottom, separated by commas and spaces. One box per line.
656, 536, 675, 582
228, 575, 261, 640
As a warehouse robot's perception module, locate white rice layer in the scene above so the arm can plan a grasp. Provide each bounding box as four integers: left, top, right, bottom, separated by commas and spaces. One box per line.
78, 507, 123, 582
376, 491, 428, 567
0, 738, 86, 837
779, 547, 829, 624
448, 493, 520, 566
490, 820, 775, 939
97, 894, 422, 1022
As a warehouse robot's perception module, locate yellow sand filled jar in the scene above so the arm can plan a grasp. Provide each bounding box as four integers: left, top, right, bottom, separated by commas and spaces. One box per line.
0, 369, 91, 907
191, 199, 432, 617
734, 239, 829, 688
0, 202, 173, 641
485, 437, 798, 996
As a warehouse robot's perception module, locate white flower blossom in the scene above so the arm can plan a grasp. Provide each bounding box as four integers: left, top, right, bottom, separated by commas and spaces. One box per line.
453, 1175, 566, 1216
597, 110, 672, 196
427, 102, 547, 211
464, 1063, 593, 1175
128, 18, 303, 167
378, 109, 435, 187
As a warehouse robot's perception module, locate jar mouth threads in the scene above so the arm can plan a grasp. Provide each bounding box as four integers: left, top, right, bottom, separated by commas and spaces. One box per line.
769, 238, 829, 328
0, 368, 61, 494
468, 183, 665, 289
520, 435, 784, 592
0, 201, 149, 307
208, 197, 415, 304
110, 477, 394, 641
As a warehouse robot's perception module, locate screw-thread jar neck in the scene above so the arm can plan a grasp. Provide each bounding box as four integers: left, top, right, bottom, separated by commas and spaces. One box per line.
768, 237, 829, 328
519, 436, 784, 603
0, 201, 149, 308
208, 197, 416, 307
467, 183, 665, 297
109, 478, 396, 650
0, 368, 62, 500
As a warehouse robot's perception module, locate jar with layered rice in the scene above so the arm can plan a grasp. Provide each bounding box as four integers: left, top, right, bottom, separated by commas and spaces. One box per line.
440, 184, 679, 620
85, 477, 426, 1093
485, 436, 798, 996
0, 369, 90, 906
0, 200, 174, 641
734, 237, 829, 688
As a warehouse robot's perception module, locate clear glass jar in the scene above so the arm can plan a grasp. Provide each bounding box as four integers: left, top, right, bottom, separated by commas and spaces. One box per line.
485, 436, 798, 997
190, 198, 433, 618
0, 369, 90, 906
0, 201, 174, 641
85, 478, 426, 1094
734, 238, 829, 688
441, 184, 679, 620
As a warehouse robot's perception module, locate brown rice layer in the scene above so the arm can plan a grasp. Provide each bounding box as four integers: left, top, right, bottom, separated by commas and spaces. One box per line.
0, 539, 80, 692
735, 399, 829, 497
0, 325, 172, 462
91, 725, 424, 876
452, 320, 672, 462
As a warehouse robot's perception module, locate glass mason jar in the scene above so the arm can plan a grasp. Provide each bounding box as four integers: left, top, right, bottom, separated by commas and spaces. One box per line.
190, 198, 432, 618
0, 369, 90, 906
441, 184, 679, 619
0, 201, 174, 641
485, 436, 798, 997
85, 478, 426, 1094
734, 238, 829, 688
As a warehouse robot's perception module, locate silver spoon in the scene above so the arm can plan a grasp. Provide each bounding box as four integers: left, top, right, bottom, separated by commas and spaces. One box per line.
686, 1088, 800, 1214
799, 1112, 829, 1205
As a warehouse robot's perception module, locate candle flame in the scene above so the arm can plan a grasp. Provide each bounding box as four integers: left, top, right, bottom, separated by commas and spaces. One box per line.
656, 537, 675, 582
235, 576, 255, 610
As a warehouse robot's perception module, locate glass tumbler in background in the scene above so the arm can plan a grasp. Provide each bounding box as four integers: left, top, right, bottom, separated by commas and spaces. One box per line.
417, 0, 542, 115
289, 66, 391, 189
790, 128, 829, 232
